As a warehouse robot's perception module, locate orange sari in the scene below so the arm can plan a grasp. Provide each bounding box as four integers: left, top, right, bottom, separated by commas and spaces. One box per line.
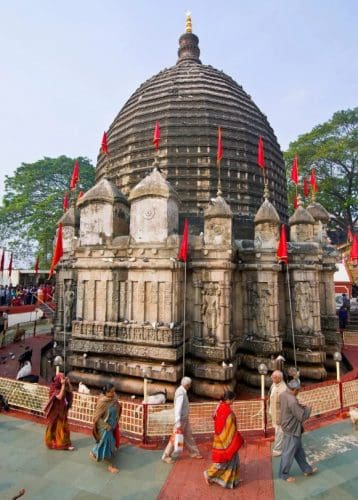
44, 375, 73, 450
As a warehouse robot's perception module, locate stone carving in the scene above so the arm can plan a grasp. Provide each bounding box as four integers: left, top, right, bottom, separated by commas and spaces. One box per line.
248, 283, 271, 335
64, 282, 75, 328
201, 284, 220, 344
294, 282, 314, 333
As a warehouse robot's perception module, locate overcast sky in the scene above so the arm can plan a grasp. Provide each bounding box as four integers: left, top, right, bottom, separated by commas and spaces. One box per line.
0, 0, 357, 202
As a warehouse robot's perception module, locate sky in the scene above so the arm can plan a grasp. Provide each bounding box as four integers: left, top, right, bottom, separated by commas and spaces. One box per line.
0, 0, 357, 203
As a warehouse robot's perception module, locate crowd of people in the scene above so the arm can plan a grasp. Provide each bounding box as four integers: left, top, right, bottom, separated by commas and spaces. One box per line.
0, 283, 54, 307
42, 374, 317, 488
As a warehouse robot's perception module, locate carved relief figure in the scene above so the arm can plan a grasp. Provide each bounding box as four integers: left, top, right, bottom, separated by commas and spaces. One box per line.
201, 284, 220, 344
294, 282, 313, 332
64, 282, 75, 329
248, 283, 271, 335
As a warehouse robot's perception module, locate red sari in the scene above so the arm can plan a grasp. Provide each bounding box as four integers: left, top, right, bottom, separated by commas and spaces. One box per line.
44, 375, 73, 450
204, 401, 241, 488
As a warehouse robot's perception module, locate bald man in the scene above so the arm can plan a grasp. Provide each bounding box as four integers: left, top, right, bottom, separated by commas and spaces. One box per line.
162, 377, 202, 464
269, 370, 287, 457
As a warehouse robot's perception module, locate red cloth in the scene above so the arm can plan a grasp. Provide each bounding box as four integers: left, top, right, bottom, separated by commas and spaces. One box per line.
217, 127, 223, 164
277, 224, 288, 264
310, 167, 318, 193
70, 161, 80, 190
8, 253, 13, 277
303, 177, 310, 198
153, 121, 160, 150
291, 155, 299, 185
350, 234, 358, 261
34, 256, 39, 277
293, 194, 298, 209
113, 423, 121, 448
212, 402, 242, 463
177, 218, 189, 262
257, 136, 265, 168
0, 251, 4, 273
49, 224, 64, 277
63, 192, 69, 211
101, 132, 109, 154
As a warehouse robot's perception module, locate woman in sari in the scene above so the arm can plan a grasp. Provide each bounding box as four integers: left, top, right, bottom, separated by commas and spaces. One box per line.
90, 383, 122, 473
44, 373, 74, 450
204, 390, 241, 488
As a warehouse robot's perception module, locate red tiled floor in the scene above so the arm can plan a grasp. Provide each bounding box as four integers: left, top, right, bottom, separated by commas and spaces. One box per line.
0, 334, 52, 384
158, 439, 273, 500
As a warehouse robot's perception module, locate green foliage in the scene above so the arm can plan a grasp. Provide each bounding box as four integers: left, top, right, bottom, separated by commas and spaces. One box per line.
0, 156, 95, 266
284, 108, 358, 234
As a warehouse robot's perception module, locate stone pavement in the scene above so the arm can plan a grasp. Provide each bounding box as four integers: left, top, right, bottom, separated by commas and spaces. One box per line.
0, 414, 171, 500
1, 413, 357, 499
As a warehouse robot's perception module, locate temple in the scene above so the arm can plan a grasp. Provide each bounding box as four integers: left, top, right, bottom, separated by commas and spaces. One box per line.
54, 16, 339, 398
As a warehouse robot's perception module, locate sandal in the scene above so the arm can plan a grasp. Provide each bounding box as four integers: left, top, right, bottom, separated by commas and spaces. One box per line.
304, 467, 318, 477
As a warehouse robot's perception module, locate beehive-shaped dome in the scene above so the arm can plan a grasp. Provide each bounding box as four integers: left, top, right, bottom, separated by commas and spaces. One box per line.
96, 16, 288, 238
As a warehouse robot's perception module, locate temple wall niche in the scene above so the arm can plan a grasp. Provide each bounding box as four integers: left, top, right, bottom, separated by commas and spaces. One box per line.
130, 198, 172, 242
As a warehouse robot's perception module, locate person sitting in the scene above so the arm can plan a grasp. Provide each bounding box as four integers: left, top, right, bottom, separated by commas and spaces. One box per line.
16, 349, 39, 383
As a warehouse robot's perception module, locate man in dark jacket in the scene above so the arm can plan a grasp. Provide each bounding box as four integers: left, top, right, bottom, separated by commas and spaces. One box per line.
279, 379, 317, 482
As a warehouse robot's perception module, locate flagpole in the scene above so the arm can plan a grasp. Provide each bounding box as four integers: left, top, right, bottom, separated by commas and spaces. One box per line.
286, 264, 297, 370
182, 260, 187, 377
62, 261, 66, 374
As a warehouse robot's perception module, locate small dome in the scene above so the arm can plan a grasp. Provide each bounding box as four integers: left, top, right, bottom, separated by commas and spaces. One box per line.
58, 206, 79, 227
128, 168, 179, 202
289, 206, 315, 226
204, 196, 232, 218
254, 199, 280, 224
306, 202, 330, 223
77, 178, 128, 207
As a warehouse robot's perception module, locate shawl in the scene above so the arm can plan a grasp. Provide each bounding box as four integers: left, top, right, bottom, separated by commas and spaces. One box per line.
44, 374, 73, 418
212, 401, 241, 463
92, 394, 121, 442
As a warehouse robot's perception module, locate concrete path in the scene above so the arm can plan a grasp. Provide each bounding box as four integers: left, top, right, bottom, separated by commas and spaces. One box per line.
0, 414, 171, 500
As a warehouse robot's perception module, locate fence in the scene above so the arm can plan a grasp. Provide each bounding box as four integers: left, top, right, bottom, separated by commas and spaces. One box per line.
0, 377, 357, 443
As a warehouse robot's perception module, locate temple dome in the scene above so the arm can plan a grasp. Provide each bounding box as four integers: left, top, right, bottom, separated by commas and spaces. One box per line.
96, 19, 288, 238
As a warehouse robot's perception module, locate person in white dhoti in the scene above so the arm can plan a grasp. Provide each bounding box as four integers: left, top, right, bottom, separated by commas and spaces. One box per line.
269, 370, 287, 457
162, 377, 202, 464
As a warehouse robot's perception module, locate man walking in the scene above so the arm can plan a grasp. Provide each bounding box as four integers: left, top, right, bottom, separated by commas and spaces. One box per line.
162, 377, 202, 464
269, 370, 287, 457
279, 379, 317, 482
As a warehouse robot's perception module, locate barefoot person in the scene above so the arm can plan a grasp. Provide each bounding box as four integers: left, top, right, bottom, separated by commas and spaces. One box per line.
279, 379, 317, 482
90, 383, 122, 473
162, 377, 202, 464
204, 390, 242, 489
44, 373, 74, 450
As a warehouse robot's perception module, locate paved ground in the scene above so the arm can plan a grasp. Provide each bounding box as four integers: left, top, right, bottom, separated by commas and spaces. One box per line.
0, 414, 171, 500
0, 414, 357, 499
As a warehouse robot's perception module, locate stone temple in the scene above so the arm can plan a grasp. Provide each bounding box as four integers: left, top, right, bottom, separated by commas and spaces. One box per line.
54, 16, 339, 399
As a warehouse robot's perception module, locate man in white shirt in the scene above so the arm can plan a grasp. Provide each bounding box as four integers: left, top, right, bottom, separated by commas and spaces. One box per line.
162, 377, 202, 464
269, 370, 287, 457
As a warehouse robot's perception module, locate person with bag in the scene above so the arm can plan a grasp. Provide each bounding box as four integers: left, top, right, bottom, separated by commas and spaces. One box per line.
204, 390, 243, 489
44, 373, 74, 450
162, 377, 202, 464
90, 383, 122, 473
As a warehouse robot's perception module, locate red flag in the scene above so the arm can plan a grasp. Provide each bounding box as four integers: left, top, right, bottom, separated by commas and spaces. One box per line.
291, 155, 299, 185
293, 195, 298, 209
217, 127, 223, 165
63, 192, 69, 211
8, 253, 13, 277
49, 224, 64, 277
177, 218, 189, 262
277, 225, 288, 264
303, 177, 309, 198
257, 136, 265, 168
350, 234, 358, 261
101, 132, 109, 154
77, 190, 84, 201
70, 161, 80, 190
34, 255, 39, 277
347, 226, 353, 243
310, 167, 318, 193
0, 250, 4, 274
153, 121, 160, 151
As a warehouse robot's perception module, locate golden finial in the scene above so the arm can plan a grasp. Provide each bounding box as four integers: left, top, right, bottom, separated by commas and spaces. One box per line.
185, 11, 192, 33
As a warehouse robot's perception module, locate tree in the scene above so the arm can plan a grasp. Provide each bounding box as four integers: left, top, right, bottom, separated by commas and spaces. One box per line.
0, 156, 95, 267
284, 108, 358, 238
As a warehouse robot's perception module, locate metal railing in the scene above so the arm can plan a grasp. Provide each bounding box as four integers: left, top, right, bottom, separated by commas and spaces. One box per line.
0, 376, 357, 443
